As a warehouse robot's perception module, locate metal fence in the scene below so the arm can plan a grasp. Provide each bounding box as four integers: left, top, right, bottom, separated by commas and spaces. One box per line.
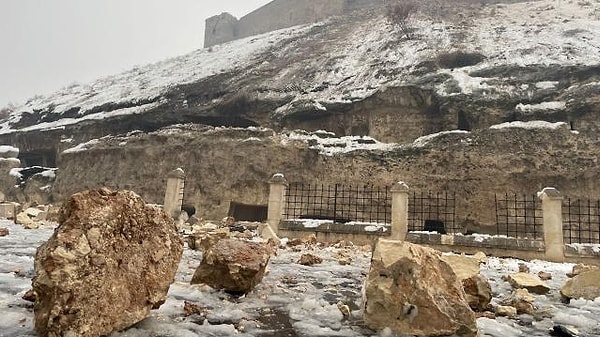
408, 191, 458, 233
495, 193, 543, 239
562, 198, 600, 244
283, 183, 391, 224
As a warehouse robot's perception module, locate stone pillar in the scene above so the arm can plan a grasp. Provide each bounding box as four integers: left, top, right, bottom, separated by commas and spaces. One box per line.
538, 187, 565, 262
163, 168, 185, 218
266, 173, 288, 236
390, 181, 410, 241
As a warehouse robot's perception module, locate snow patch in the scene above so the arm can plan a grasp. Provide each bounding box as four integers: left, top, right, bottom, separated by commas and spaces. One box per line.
283, 131, 397, 156
62, 138, 102, 154
490, 121, 568, 130
516, 101, 566, 112
411, 130, 470, 148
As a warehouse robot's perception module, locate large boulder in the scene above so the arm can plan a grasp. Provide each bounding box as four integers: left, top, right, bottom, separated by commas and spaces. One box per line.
363, 239, 477, 337
191, 238, 271, 294
441, 254, 491, 311
33, 188, 183, 337
561, 269, 600, 300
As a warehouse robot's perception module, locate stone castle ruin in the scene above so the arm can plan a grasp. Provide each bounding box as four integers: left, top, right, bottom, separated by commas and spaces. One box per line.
204, 0, 382, 47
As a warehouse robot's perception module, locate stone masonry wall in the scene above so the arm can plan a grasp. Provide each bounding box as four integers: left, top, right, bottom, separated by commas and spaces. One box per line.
204, 0, 381, 47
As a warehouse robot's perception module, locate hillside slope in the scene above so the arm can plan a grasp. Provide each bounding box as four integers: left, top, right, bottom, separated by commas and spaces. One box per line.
1, 0, 599, 164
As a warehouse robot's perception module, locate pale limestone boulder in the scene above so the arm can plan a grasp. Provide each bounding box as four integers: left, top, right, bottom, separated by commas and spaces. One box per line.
506, 272, 550, 294
187, 227, 230, 252
191, 238, 271, 294
495, 305, 517, 317
442, 254, 491, 311
561, 269, 600, 300
33, 188, 183, 337
15, 211, 40, 229
363, 239, 477, 337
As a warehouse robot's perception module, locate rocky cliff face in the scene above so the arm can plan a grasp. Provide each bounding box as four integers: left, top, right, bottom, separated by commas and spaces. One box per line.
53, 122, 600, 232
0, 0, 598, 224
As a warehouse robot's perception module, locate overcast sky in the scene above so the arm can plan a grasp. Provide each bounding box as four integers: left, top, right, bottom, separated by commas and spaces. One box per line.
0, 0, 271, 108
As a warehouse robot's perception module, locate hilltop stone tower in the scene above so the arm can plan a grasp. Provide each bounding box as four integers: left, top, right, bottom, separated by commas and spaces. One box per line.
204, 0, 382, 48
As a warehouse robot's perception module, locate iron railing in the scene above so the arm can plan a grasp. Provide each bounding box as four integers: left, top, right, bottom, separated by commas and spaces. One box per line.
495, 193, 542, 239
408, 191, 458, 233
562, 198, 600, 244
283, 183, 391, 224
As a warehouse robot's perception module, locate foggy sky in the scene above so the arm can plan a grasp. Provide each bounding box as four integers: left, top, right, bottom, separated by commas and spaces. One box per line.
0, 0, 271, 108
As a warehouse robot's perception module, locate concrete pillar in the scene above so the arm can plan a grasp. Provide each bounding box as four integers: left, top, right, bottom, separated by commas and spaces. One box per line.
390, 181, 410, 241
163, 168, 185, 218
266, 173, 288, 235
538, 187, 565, 262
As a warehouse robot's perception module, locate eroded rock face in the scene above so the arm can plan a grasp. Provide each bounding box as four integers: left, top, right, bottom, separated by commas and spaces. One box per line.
363, 239, 477, 337
191, 238, 271, 294
33, 188, 183, 337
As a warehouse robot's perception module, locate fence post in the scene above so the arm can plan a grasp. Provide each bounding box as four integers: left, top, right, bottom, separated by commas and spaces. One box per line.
164, 168, 185, 218
538, 187, 565, 262
391, 181, 410, 241
266, 173, 288, 237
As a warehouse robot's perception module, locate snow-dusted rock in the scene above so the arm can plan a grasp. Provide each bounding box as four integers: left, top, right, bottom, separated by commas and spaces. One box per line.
506, 272, 550, 295
191, 238, 271, 294
561, 269, 600, 300
32, 188, 183, 337
363, 239, 477, 337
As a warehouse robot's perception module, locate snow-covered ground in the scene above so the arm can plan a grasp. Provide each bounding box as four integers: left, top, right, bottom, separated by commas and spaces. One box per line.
1, 220, 600, 336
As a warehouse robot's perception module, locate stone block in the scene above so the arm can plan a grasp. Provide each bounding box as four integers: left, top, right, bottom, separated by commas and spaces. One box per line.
0, 202, 16, 219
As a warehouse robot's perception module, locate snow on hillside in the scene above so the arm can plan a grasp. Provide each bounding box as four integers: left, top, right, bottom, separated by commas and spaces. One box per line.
0, 25, 315, 134
1, 0, 599, 135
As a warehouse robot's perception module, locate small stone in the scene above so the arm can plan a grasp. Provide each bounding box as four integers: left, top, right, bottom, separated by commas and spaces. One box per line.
337, 301, 351, 317
298, 253, 323, 266
0, 227, 8, 236
183, 301, 204, 316
506, 272, 550, 294
538, 271, 552, 281
22, 289, 37, 302
495, 305, 517, 317
518, 263, 530, 273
